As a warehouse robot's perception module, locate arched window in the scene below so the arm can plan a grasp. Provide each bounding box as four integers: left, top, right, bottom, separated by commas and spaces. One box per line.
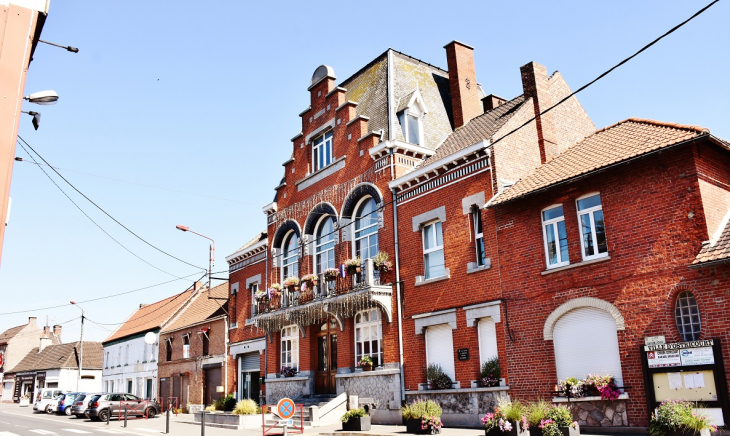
354, 197, 379, 260
675, 291, 701, 341
355, 309, 383, 367
552, 307, 623, 386
315, 216, 336, 274
281, 325, 299, 371
281, 231, 299, 281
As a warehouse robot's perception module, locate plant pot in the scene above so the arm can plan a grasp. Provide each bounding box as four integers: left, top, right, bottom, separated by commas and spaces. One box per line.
486, 426, 529, 436
405, 418, 441, 434
666, 429, 711, 436
362, 365, 373, 371
529, 426, 579, 436
342, 416, 371, 431
326, 276, 337, 282
303, 280, 314, 289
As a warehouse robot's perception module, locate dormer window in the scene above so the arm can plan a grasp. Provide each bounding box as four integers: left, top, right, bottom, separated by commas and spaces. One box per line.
397, 89, 428, 146
313, 131, 333, 172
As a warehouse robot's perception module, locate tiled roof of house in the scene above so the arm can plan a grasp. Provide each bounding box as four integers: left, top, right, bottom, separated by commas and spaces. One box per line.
0, 324, 26, 344
234, 232, 267, 254
103, 289, 194, 343
694, 219, 730, 266
490, 118, 709, 206
7, 342, 103, 373
417, 95, 526, 167
161, 282, 228, 333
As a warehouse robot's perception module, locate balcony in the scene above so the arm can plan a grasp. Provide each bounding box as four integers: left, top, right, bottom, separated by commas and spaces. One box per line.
252, 259, 393, 333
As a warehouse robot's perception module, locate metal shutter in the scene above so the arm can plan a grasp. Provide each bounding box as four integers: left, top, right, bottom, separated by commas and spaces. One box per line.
478, 318, 498, 365
553, 307, 623, 386
240, 352, 260, 372
425, 324, 455, 380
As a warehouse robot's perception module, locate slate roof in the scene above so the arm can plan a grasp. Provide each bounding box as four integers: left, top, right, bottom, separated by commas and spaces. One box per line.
418, 95, 526, 167
161, 282, 228, 333
103, 289, 194, 343
7, 342, 103, 373
489, 118, 709, 206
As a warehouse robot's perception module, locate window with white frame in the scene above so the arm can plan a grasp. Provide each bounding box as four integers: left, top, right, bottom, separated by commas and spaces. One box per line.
354, 197, 379, 260
675, 291, 701, 341
117, 346, 122, 366
355, 308, 383, 367
472, 207, 486, 267
398, 108, 423, 146
315, 216, 336, 274
478, 317, 498, 366
143, 343, 148, 362
182, 335, 190, 359
577, 193, 607, 260
542, 205, 569, 268
250, 282, 259, 316
281, 231, 299, 282
422, 221, 445, 279
281, 325, 299, 371
425, 324, 455, 381
552, 307, 623, 387
125, 344, 129, 365
105, 351, 109, 368
312, 131, 333, 172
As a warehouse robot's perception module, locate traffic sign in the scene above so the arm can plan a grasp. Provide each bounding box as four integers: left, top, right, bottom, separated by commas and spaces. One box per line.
276, 397, 295, 420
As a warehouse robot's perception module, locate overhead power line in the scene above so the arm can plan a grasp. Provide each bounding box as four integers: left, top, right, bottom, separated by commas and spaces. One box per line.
18, 135, 205, 272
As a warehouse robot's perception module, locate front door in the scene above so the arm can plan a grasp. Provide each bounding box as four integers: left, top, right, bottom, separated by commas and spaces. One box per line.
315, 319, 338, 395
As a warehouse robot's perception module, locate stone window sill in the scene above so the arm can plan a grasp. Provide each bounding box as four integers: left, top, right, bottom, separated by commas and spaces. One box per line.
265, 376, 309, 383
335, 368, 400, 379
415, 269, 451, 287
245, 319, 255, 326
467, 259, 491, 274
541, 256, 611, 275
552, 393, 629, 403
407, 385, 510, 395
295, 156, 346, 190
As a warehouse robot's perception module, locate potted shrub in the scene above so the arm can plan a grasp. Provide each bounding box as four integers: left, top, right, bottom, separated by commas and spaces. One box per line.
282, 277, 300, 293
426, 364, 452, 390
301, 273, 318, 289
483, 399, 529, 436
480, 357, 501, 387
345, 257, 362, 274
649, 400, 718, 436
557, 377, 585, 398
401, 400, 443, 434
324, 268, 339, 282
527, 402, 578, 436
585, 374, 621, 400
341, 408, 371, 431
280, 366, 296, 378
358, 355, 374, 371
373, 251, 393, 275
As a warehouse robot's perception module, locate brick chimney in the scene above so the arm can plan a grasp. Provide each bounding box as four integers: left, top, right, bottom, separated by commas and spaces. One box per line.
53, 325, 62, 341
28, 316, 37, 325
444, 41, 482, 128
520, 61, 556, 164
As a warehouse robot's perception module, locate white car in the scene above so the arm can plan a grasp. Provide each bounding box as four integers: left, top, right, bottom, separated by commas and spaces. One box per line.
33, 389, 69, 413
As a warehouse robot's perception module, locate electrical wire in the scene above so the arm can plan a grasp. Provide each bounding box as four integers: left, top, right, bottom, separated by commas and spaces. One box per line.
17, 141, 196, 281
18, 135, 204, 272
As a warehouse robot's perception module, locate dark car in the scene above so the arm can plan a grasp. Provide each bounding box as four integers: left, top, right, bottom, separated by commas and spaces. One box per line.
71, 392, 101, 419
56, 392, 82, 416
88, 393, 160, 421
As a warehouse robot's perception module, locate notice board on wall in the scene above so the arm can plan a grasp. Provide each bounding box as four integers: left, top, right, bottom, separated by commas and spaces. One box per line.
651, 370, 716, 402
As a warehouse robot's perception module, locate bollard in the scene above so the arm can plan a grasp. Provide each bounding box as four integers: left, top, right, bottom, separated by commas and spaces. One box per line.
124, 407, 128, 428
201, 410, 205, 436
106, 409, 110, 425
166, 406, 170, 434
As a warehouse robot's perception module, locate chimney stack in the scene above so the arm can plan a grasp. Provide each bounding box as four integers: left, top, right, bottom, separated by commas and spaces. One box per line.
520, 61, 556, 164
42, 326, 50, 337
39, 331, 51, 353
444, 41, 482, 128
53, 325, 62, 341
28, 316, 37, 325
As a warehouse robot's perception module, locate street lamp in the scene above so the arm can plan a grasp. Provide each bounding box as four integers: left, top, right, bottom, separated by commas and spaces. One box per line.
176, 225, 215, 289
23, 90, 58, 105
70, 301, 84, 391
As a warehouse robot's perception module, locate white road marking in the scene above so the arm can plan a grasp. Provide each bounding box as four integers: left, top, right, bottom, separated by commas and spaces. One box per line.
0, 432, 21, 436
61, 430, 91, 434
97, 430, 125, 434
29, 431, 56, 435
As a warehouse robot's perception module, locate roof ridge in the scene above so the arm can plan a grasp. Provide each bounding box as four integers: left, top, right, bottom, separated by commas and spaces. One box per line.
626, 117, 709, 133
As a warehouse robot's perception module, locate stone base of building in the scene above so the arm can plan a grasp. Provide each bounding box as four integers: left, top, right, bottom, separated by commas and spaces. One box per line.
405, 386, 510, 427
552, 395, 629, 427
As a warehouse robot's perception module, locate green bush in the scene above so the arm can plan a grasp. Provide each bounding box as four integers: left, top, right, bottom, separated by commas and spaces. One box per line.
499, 399, 525, 423
546, 404, 573, 427
649, 400, 718, 436
426, 363, 444, 382
213, 394, 236, 411
341, 408, 367, 423
233, 399, 258, 415
480, 357, 501, 380
401, 400, 442, 419
526, 400, 551, 426
204, 405, 216, 412
432, 373, 453, 390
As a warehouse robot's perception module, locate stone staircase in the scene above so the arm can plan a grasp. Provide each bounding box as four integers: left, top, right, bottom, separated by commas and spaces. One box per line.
263, 393, 346, 429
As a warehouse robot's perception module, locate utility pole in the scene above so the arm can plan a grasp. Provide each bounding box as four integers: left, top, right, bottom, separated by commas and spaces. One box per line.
71, 301, 84, 391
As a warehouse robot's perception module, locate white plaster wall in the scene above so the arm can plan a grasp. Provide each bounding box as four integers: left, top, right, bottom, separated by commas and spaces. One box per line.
102, 333, 159, 397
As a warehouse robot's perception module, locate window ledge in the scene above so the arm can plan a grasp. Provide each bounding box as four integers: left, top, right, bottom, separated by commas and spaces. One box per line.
335, 368, 400, 379
407, 385, 510, 395
467, 259, 491, 274
415, 269, 451, 287
541, 256, 611, 275
245, 318, 255, 326
552, 393, 628, 403
295, 156, 346, 191
265, 376, 309, 383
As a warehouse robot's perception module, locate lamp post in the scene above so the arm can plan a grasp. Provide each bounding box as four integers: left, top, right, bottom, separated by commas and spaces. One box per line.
70, 301, 84, 391
175, 225, 215, 289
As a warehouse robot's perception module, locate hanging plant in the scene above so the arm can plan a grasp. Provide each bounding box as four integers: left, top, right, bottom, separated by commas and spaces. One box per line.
345, 257, 362, 274
282, 276, 300, 291
301, 273, 319, 287
324, 268, 339, 282
373, 251, 393, 273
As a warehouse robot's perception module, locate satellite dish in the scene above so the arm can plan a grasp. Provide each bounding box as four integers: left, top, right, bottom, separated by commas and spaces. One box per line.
144, 332, 157, 345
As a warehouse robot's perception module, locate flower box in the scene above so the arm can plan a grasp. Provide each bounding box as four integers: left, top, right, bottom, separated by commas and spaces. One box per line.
528, 426, 579, 436
342, 416, 371, 431
486, 426, 529, 436
405, 418, 441, 434
665, 429, 711, 436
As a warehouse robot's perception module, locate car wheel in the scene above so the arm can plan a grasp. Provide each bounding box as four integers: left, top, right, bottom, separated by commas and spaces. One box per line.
64, 406, 72, 416
146, 408, 156, 419
98, 409, 109, 422
46, 405, 54, 414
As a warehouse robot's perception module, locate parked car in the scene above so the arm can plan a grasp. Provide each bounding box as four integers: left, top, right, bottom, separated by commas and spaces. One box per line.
33, 389, 69, 413
71, 392, 101, 419
88, 393, 161, 421
56, 392, 83, 416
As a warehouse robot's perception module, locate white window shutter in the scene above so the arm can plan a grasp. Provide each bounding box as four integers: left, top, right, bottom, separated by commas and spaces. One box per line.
552, 307, 623, 386
425, 324, 455, 381
478, 318, 498, 365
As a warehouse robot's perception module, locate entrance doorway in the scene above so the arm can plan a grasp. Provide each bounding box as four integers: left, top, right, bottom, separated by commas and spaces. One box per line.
203, 366, 222, 407
315, 319, 338, 395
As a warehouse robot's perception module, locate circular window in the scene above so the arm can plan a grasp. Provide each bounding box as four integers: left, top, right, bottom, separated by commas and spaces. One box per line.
675, 291, 701, 341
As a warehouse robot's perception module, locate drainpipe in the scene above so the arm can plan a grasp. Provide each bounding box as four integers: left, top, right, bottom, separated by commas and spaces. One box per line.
391, 186, 406, 403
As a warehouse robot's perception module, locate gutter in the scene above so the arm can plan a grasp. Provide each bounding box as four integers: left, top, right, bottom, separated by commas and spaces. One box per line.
689, 257, 730, 270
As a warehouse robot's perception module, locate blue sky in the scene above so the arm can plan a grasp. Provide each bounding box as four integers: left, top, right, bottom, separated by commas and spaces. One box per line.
1, 0, 727, 343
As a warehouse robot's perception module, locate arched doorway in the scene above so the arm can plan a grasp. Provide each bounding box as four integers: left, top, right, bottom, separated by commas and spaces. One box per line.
315, 318, 338, 395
